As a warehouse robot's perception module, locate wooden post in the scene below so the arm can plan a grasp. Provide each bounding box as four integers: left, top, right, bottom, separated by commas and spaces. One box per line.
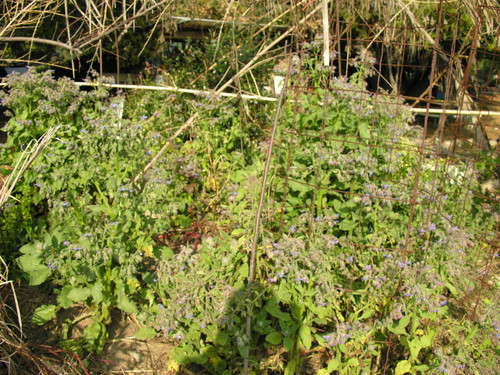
322, 0, 329, 66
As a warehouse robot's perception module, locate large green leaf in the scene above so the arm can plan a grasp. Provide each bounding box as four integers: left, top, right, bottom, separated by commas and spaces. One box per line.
388, 314, 411, 335
339, 219, 357, 231
395, 360, 411, 375
358, 121, 370, 139
32, 304, 57, 325
117, 284, 138, 314
265, 304, 291, 322
265, 331, 282, 345
67, 287, 91, 303
283, 337, 294, 351
237, 262, 249, 279
17, 255, 51, 286
91, 282, 103, 304
288, 180, 312, 193
18, 243, 39, 255
134, 327, 157, 340
83, 321, 107, 354
299, 324, 312, 350
59, 285, 73, 309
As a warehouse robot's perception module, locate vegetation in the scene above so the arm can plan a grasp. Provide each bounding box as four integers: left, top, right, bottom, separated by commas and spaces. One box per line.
0, 46, 498, 373
0, 1, 499, 374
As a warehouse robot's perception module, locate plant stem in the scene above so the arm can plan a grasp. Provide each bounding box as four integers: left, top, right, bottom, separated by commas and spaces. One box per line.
243, 52, 292, 375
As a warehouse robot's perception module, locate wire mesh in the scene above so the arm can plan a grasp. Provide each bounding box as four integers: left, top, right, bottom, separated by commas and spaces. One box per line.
254, 0, 498, 372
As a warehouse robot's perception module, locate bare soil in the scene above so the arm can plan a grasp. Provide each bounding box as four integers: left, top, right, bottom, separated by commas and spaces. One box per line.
10, 285, 174, 375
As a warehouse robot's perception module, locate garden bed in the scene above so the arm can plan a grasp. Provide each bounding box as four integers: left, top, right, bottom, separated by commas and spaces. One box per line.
0, 64, 498, 374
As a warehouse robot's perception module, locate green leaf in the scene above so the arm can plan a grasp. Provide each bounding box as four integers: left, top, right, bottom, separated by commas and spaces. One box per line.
277, 283, 292, 304
319, 357, 340, 373
67, 287, 91, 303
327, 357, 340, 372
288, 180, 311, 193
32, 304, 57, 325
83, 321, 107, 354
87, 205, 107, 214
388, 315, 411, 335
407, 337, 422, 362
134, 327, 157, 340
91, 282, 103, 304
359, 308, 375, 320
346, 358, 359, 366
17, 255, 51, 286
445, 282, 457, 297
59, 285, 73, 309
18, 243, 38, 254
216, 331, 230, 346
285, 357, 299, 375
169, 345, 192, 365
395, 360, 411, 375
339, 219, 357, 231
299, 324, 312, 350
265, 304, 291, 322
117, 285, 138, 314
420, 334, 432, 348
237, 262, 249, 279
265, 331, 282, 345
358, 121, 370, 139
283, 337, 294, 351
231, 228, 245, 237
154, 246, 173, 261
333, 200, 342, 212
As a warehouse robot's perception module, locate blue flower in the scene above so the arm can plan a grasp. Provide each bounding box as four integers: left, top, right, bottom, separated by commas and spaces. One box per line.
290, 225, 296, 233
81, 128, 88, 134
398, 260, 411, 269
140, 114, 148, 120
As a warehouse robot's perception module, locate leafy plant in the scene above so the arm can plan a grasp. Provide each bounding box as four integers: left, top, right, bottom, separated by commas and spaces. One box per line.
0, 61, 497, 372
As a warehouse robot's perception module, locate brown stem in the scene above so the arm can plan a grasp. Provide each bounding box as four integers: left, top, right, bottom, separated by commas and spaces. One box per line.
0, 36, 81, 55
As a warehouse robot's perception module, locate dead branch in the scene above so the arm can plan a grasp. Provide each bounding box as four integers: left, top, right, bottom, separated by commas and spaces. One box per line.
0, 36, 82, 54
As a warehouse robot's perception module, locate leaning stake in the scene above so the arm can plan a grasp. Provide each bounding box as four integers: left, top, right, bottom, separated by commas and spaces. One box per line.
243, 53, 293, 375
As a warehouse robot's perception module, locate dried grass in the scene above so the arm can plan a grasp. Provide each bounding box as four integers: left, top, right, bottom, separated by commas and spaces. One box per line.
0, 256, 23, 374
0, 257, 78, 375
0, 125, 61, 208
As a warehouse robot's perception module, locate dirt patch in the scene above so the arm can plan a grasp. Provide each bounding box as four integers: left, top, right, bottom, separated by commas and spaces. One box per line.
7, 285, 175, 374
96, 310, 173, 374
